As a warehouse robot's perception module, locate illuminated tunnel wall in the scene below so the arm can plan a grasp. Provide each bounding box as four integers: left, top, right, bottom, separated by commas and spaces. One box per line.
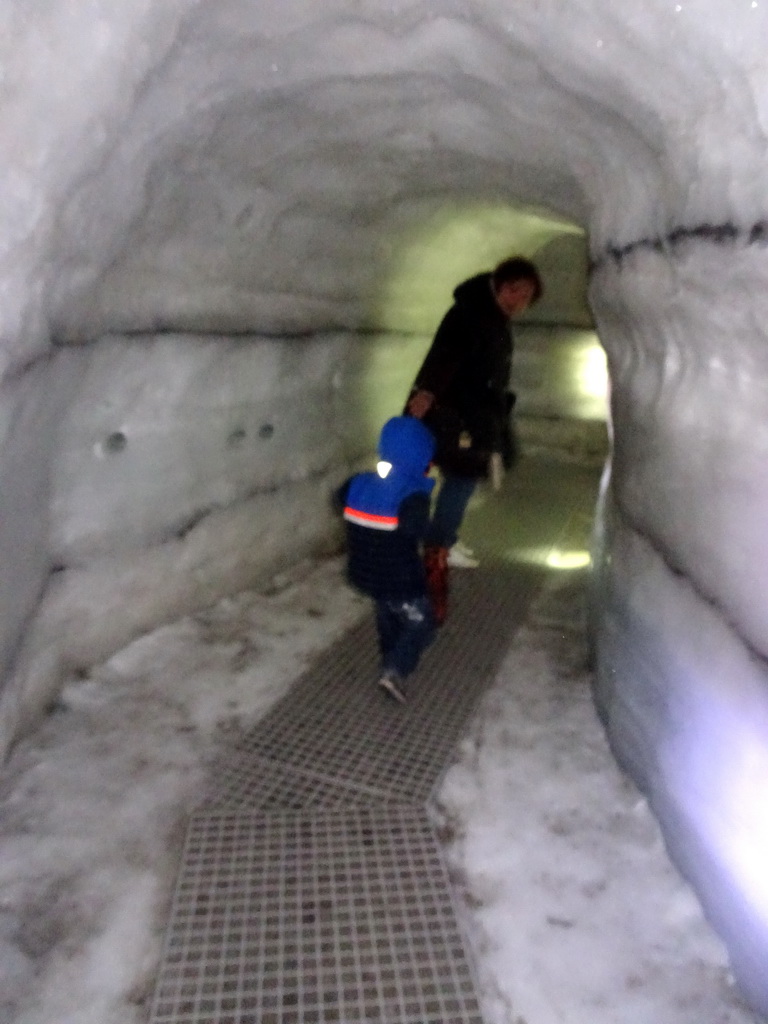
1, 2, 767, 1014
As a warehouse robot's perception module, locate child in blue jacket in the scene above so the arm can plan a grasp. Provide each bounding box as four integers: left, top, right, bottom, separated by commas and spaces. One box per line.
336, 416, 437, 703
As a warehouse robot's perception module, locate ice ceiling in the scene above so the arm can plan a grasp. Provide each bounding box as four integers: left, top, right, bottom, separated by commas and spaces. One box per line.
2, 0, 768, 1014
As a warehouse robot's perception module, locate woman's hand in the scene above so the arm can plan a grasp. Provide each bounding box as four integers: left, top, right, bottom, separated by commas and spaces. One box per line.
406, 389, 435, 418
489, 452, 505, 491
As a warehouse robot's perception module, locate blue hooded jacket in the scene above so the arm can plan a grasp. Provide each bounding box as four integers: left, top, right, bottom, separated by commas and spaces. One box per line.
338, 416, 435, 600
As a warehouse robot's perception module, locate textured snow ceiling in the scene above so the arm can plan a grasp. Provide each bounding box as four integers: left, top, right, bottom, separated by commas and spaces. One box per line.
3, 0, 762, 361
2, 0, 768, 1015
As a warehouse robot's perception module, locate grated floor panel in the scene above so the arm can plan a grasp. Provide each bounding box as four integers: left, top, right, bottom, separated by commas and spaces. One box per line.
201, 750, 395, 812
150, 806, 484, 1024
206, 565, 543, 810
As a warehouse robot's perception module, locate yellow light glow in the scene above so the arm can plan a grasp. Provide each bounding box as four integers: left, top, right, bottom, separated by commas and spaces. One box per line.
546, 550, 592, 570
505, 545, 592, 569
574, 335, 609, 403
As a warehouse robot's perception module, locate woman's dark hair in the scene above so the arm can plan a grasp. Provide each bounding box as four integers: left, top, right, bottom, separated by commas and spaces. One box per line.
492, 256, 543, 303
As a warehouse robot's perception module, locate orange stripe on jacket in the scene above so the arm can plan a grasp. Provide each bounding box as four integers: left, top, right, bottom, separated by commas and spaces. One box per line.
343, 506, 399, 531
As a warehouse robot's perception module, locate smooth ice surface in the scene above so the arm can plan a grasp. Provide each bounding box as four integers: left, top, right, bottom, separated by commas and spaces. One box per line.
50, 334, 351, 562
0, 323, 433, 756
0, 550, 761, 1024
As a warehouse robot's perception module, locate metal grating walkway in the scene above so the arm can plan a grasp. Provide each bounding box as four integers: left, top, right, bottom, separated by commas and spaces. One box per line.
151, 807, 484, 1024
149, 458, 600, 1024
204, 566, 542, 811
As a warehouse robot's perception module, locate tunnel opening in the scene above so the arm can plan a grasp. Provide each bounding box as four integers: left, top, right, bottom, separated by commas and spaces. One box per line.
350, 196, 605, 457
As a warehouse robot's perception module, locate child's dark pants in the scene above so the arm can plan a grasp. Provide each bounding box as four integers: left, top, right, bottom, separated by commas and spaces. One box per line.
375, 595, 436, 679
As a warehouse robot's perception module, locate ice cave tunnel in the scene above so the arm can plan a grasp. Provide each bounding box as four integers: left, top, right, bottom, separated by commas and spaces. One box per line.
2, 0, 768, 1015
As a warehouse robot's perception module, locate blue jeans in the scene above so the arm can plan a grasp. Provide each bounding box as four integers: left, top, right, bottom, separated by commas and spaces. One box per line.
375, 595, 436, 679
426, 474, 477, 548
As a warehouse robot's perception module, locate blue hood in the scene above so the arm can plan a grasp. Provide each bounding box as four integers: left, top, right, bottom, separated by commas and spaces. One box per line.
378, 416, 435, 475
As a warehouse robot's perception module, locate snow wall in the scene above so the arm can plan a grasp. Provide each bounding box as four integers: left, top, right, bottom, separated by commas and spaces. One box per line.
1, 1, 768, 1014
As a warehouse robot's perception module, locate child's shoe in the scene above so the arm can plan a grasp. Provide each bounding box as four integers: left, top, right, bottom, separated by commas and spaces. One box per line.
378, 671, 406, 704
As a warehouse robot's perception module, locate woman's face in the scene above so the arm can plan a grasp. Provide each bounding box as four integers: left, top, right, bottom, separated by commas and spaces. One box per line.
495, 278, 537, 317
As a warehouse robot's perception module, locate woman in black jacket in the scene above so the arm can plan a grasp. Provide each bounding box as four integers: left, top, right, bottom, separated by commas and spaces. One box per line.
405, 256, 541, 604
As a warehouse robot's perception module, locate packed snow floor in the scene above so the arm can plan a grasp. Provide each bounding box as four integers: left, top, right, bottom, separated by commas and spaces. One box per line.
0, 456, 764, 1024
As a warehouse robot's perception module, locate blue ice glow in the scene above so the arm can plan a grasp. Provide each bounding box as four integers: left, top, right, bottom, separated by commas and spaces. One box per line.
669, 687, 768, 934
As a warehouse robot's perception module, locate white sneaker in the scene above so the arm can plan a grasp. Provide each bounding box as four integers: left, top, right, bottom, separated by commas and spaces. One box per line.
447, 543, 480, 569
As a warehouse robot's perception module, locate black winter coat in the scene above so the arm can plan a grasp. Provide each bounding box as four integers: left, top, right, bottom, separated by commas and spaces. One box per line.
409, 273, 516, 477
